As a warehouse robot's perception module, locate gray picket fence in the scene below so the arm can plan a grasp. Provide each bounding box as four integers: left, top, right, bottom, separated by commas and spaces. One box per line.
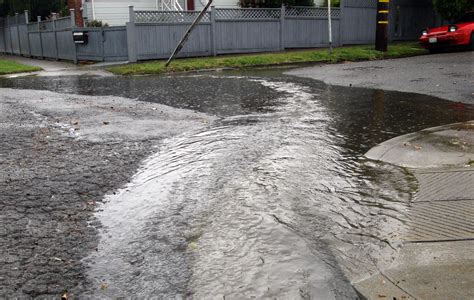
127, 6, 343, 61
0, 11, 77, 61
0, 0, 441, 64
0, 10, 128, 63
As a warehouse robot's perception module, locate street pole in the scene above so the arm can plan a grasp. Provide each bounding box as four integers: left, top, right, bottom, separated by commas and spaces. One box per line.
328, 0, 332, 53
165, 0, 214, 67
375, 0, 389, 52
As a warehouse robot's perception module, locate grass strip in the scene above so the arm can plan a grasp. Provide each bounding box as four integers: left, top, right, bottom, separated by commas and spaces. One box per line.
109, 42, 427, 76
0, 59, 41, 75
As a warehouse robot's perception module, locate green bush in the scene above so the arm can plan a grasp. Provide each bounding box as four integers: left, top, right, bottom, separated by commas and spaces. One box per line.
239, 0, 314, 8
433, 0, 474, 21
324, 0, 340, 7
86, 20, 109, 27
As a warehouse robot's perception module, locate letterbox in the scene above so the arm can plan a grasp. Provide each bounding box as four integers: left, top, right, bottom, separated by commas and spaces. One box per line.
73, 31, 88, 44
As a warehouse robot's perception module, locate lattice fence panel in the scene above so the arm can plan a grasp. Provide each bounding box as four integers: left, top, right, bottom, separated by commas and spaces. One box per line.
344, 0, 377, 9
215, 8, 281, 20
7, 15, 17, 25
39, 20, 54, 31
27, 23, 38, 31
55, 17, 72, 30
286, 7, 341, 18
135, 11, 210, 23
2, 13, 27, 26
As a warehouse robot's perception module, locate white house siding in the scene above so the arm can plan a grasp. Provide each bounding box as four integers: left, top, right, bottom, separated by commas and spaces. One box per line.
82, 0, 325, 26
194, 0, 239, 11
314, 0, 325, 6
83, 0, 167, 26
195, 0, 324, 11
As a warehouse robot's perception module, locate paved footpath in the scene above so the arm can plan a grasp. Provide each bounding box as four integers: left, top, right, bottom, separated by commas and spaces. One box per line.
287, 51, 474, 104
359, 122, 474, 299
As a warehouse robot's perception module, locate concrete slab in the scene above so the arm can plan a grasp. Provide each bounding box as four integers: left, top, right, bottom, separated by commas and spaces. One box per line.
365, 121, 474, 168
0, 54, 113, 77
385, 241, 474, 300
353, 273, 414, 300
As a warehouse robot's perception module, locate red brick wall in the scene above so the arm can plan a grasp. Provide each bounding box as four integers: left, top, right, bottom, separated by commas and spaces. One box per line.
67, 0, 84, 27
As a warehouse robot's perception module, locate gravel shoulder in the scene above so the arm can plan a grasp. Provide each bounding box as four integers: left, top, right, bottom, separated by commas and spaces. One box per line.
0, 88, 214, 297
287, 51, 474, 104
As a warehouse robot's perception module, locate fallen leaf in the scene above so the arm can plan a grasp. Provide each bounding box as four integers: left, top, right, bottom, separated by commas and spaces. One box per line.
100, 283, 108, 290
103, 121, 110, 125
378, 294, 387, 298
61, 292, 68, 300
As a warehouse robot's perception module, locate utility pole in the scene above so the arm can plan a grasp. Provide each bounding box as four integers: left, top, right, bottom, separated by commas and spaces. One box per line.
375, 0, 389, 51
165, 0, 214, 67
328, 0, 332, 53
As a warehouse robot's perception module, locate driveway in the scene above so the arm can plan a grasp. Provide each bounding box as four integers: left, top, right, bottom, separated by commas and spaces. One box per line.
287, 51, 474, 103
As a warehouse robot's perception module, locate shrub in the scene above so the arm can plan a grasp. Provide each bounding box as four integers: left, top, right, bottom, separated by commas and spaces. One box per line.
86, 19, 109, 27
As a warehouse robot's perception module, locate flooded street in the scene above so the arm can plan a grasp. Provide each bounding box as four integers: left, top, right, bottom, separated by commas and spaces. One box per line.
1, 70, 473, 298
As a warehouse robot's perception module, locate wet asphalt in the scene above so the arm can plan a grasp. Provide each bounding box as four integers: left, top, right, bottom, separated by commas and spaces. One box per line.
1, 70, 474, 298
287, 51, 474, 104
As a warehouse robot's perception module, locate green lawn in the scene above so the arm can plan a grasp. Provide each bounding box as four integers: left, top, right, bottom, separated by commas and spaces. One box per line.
109, 42, 427, 76
0, 59, 41, 75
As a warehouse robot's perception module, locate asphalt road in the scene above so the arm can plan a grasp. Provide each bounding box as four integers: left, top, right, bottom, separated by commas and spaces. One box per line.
287, 51, 474, 103
0, 88, 213, 297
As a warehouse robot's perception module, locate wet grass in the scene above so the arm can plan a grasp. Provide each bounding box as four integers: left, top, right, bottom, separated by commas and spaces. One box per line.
109, 42, 428, 75
0, 59, 41, 75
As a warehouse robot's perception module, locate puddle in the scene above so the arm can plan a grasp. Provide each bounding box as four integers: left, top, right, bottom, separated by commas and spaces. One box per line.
1, 70, 474, 297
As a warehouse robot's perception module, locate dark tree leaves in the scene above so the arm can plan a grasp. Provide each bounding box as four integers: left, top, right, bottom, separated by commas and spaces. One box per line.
433, 0, 474, 21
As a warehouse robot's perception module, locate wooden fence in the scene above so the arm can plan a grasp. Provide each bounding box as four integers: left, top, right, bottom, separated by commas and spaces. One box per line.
0, 0, 442, 63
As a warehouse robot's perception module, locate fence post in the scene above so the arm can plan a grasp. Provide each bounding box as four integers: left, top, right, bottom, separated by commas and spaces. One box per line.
210, 6, 217, 56
38, 16, 43, 59
70, 9, 78, 64
280, 5, 285, 51
15, 13, 22, 55
126, 5, 137, 62
339, 0, 344, 46
24, 10, 32, 57
70, 9, 76, 28
52, 13, 59, 60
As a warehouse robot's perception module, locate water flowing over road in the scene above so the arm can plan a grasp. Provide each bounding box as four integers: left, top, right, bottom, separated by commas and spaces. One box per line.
1, 71, 473, 298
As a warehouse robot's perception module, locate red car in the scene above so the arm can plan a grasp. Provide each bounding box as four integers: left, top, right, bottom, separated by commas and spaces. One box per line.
419, 12, 474, 53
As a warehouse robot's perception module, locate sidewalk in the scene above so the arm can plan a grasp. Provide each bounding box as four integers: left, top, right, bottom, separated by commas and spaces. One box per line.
0, 54, 114, 77
359, 122, 474, 299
